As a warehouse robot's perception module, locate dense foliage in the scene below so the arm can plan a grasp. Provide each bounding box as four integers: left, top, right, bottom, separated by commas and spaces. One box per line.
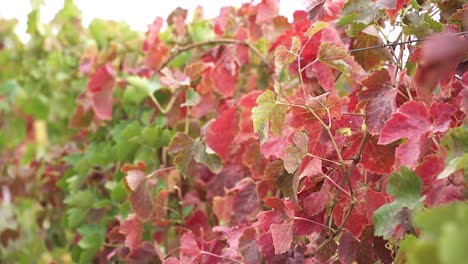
0, 0, 467, 263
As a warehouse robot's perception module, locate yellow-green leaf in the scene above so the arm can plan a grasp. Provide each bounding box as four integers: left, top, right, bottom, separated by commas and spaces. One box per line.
252, 91, 288, 144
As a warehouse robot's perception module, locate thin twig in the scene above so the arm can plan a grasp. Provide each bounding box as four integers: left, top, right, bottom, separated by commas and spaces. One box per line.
349, 31, 468, 53
293, 216, 335, 231
147, 166, 176, 178
158, 38, 269, 71
200, 251, 244, 264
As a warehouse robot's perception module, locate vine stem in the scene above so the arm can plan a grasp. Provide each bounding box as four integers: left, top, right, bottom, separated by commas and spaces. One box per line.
200, 251, 243, 264
158, 38, 269, 71
147, 166, 176, 178
307, 132, 369, 259
348, 31, 468, 53
293, 216, 336, 231
304, 105, 346, 171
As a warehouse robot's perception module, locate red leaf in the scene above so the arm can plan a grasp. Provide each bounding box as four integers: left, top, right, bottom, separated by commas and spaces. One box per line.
232, 178, 259, 224
143, 17, 170, 69
257, 232, 275, 257
270, 221, 294, 254
214, 7, 232, 36
303, 182, 329, 217
205, 106, 238, 161
207, 165, 244, 199
430, 102, 457, 133
190, 92, 217, 118
305, 0, 345, 22
299, 157, 322, 179
160, 68, 190, 88
209, 47, 239, 98
365, 189, 388, 223
361, 135, 396, 175
239, 227, 261, 264
414, 32, 468, 102
338, 231, 358, 264
256, 0, 280, 24
333, 193, 369, 237
119, 215, 142, 251
384, 0, 408, 21
310, 60, 335, 91
358, 69, 397, 135
235, 27, 251, 65
255, 209, 287, 234
179, 232, 201, 264
185, 210, 210, 237
415, 154, 445, 193
264, 197, 285, 210
379, 101, 431, 168
123, 168, 154, 220
87, 64, 115, 121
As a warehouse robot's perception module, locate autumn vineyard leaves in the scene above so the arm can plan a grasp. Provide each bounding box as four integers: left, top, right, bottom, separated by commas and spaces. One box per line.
0, 0, 467, 263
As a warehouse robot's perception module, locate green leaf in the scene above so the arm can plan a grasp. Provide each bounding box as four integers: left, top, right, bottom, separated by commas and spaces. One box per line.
252, 91, 288, 144
123, 84, 147, 105
373, 166, 422, 239
77, 224, 106, 264
105, 181, 127, 201
397, 203, 468, 264
127, 75, 161, 94
340, 0, 380, 25
113, 121, 141, 161
387, 166, 422, 203
181, 88, 201, 107
64, 189, 95, 208
402, 12, 444, 38
438, 127, 468, 180
0, 115, 26, 149
317, 42, 351, 75
188, 20, 215, 42
66, 207, 90, 229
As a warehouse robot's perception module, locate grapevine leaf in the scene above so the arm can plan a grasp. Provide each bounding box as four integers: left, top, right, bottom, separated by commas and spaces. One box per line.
351, 31, 392, 71
119, 215, 142, 251
283, 131, 308, 173
338, 231, 358, 264
303, 182, 329, 217
373, 166, 422, 239
379, 101, 431, 168
232, 178, 259, 224
305, 21, 328, 37
379, 101, 456, 168
213, 196, 234, 223
358, 68, 397, 135
181, 88, 201, 107
438, 127, 468, 180
168, 133, 223, 176
271, 221, 293, 254
205, 106, 238, 160
399, 203, 468, 264
252, 91, 288, 144
317, 42, 351, 75
179, 231, 201, 263
122, 164, 154, 220
256, 0, 280, 24
239, 227, 261, 264
87, 64, 115, 121
304, 0, 345, 22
